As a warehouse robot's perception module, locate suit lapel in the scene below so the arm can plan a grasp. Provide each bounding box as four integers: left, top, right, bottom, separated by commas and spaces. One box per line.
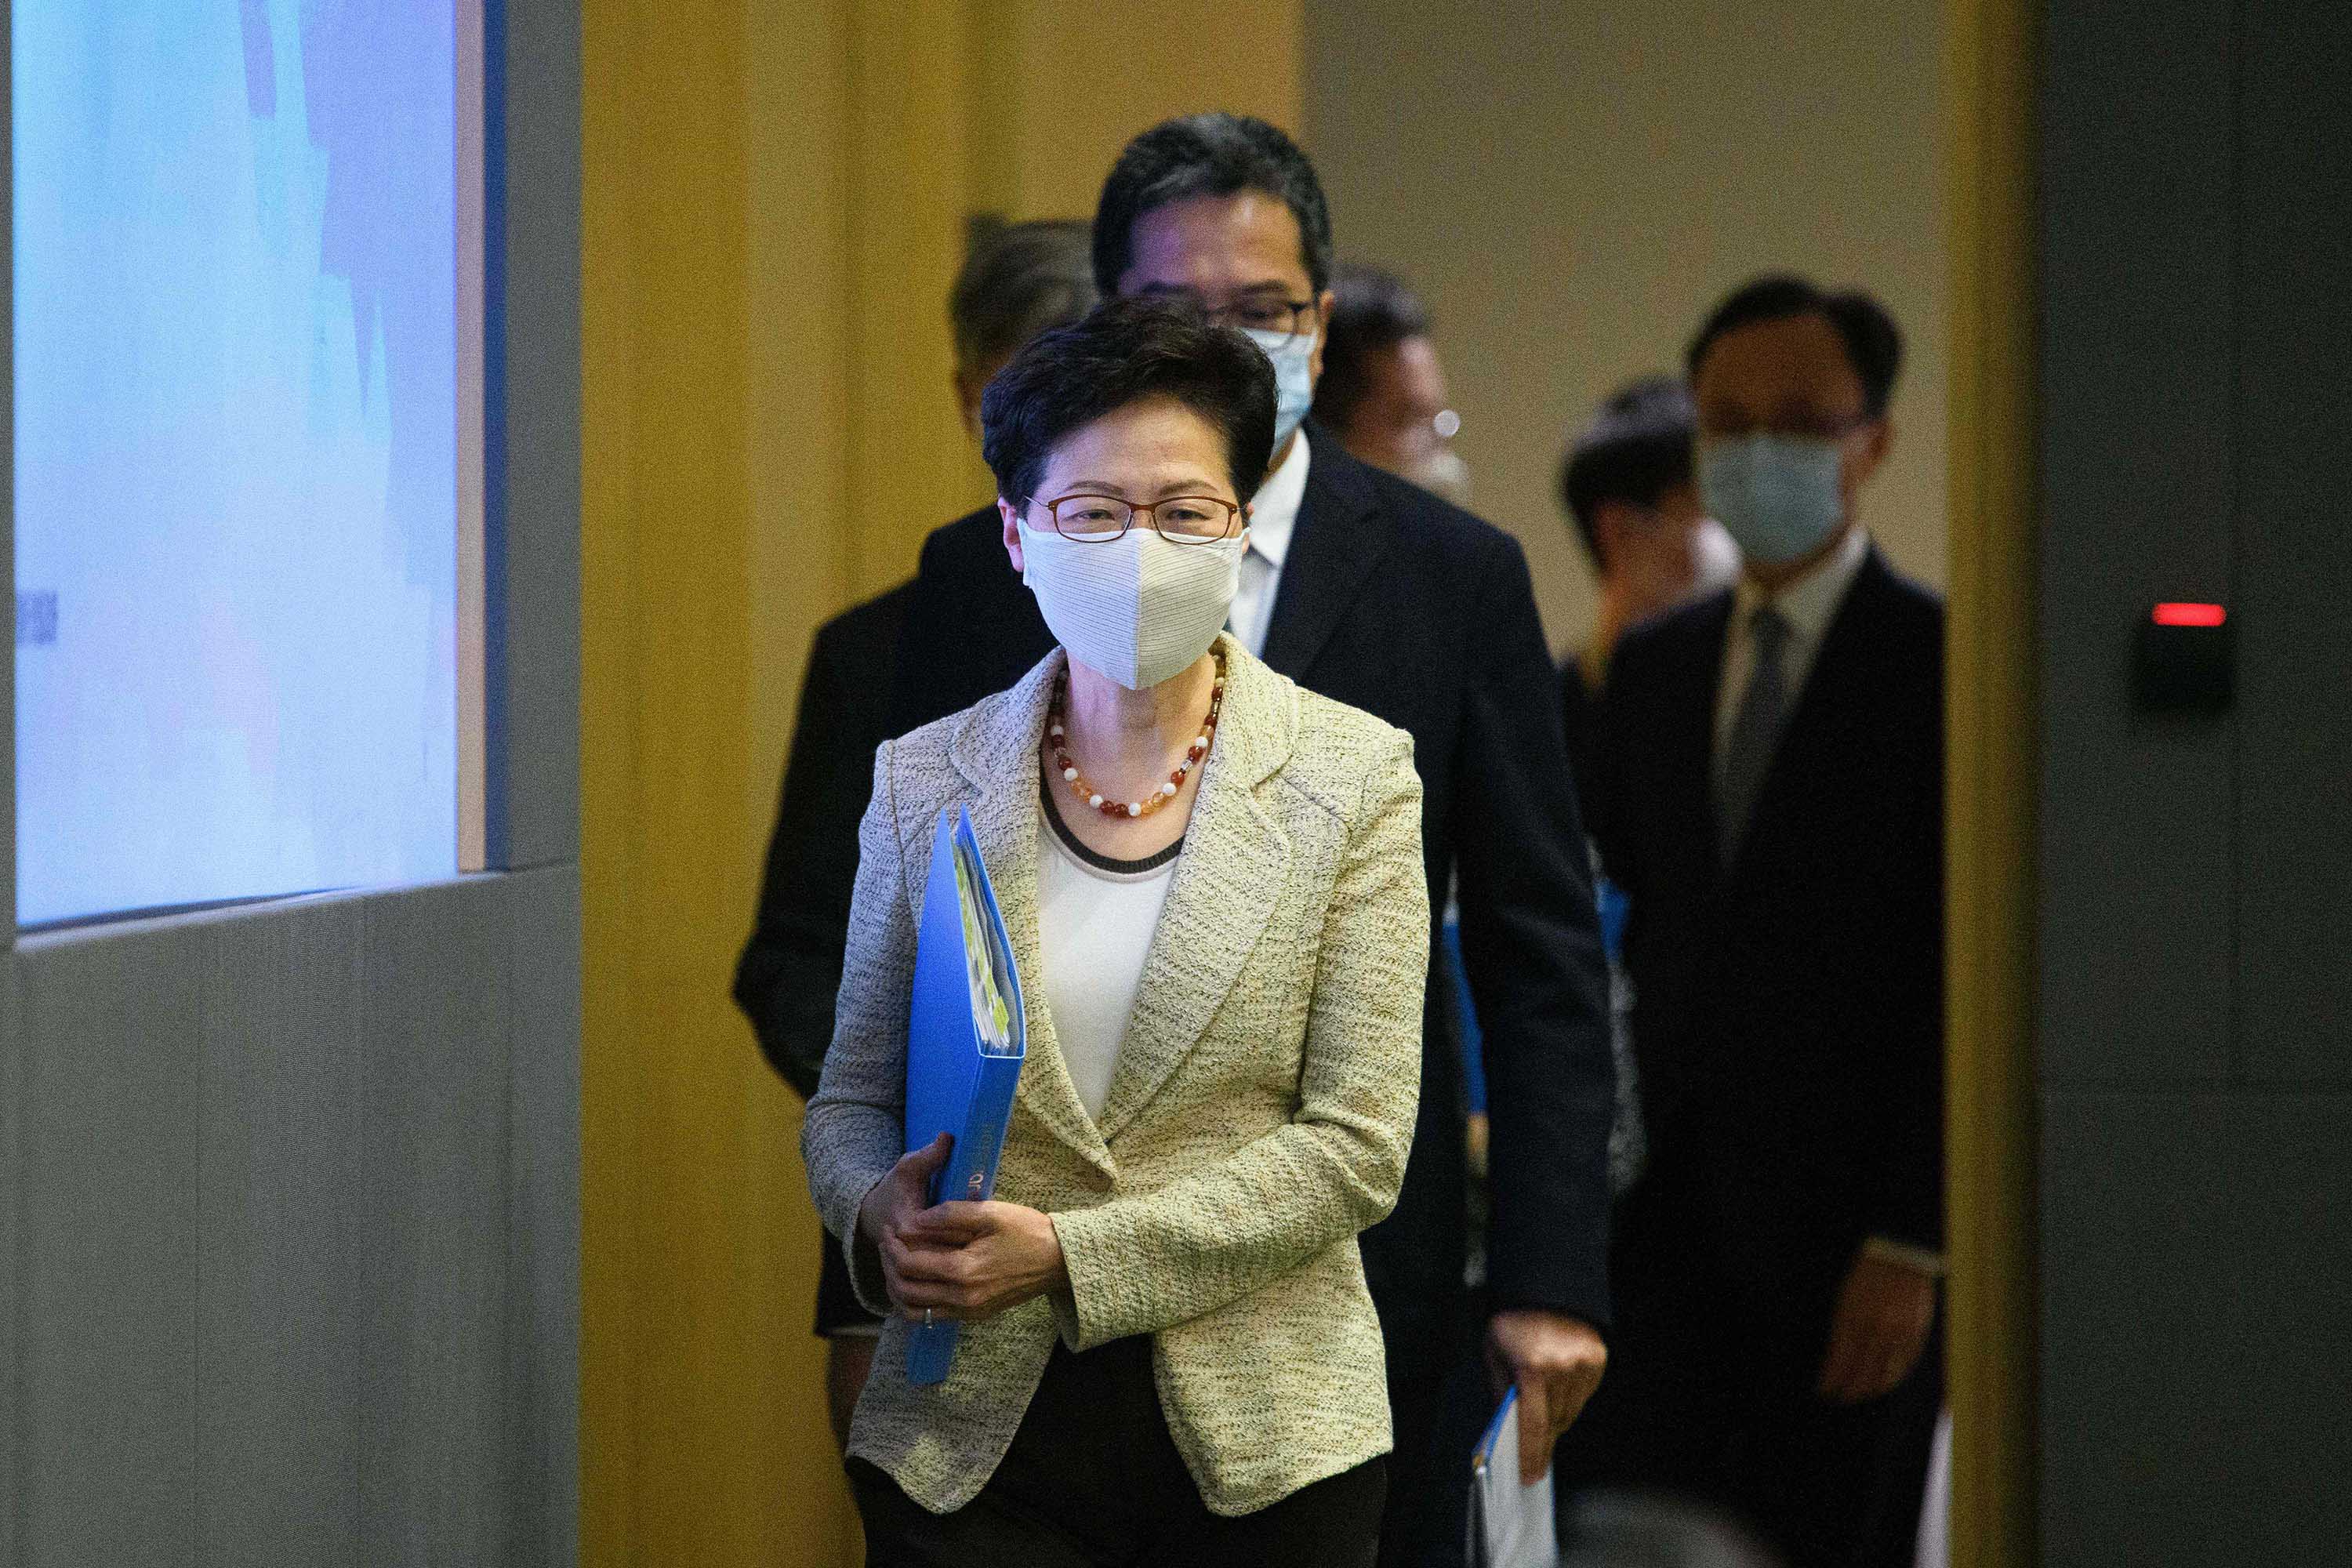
1258, 432, 1396, 682
1094, 637, 1295, 1141
1670, 592, 1735, 877
946, 650, 1116, 1179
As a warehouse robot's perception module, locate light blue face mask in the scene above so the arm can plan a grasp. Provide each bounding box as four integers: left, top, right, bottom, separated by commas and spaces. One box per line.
1697, 434, 1846, 567
1242, 325, 1318, 454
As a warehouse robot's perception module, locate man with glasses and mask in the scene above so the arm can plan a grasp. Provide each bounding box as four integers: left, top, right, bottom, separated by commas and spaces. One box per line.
889, 114, 1615, 1568
1561, 274, 1944, 1568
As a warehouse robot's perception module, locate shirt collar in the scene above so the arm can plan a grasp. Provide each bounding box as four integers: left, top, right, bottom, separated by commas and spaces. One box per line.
1733, 522, 1870, 642
1243, 428, 1311, 569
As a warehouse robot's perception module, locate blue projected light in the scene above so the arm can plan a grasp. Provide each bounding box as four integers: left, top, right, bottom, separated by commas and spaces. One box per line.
14, 0, 460, 925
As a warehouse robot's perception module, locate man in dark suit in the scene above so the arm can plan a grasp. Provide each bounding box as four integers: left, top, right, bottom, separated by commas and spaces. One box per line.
732, 218, 1095, 1449
887, 114, 1617, 1567
1559, 274, 1944, 1568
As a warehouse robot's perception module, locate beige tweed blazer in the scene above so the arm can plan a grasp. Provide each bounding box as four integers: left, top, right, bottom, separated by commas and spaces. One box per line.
802, 633, 1429, 1517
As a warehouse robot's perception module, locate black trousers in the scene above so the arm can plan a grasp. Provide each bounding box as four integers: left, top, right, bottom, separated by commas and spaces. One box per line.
1552, 1204, 1940, 1568
849, 1335, 1388, 1567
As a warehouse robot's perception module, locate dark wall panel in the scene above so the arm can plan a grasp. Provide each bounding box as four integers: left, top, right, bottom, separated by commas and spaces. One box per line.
2041, 1090, 2352, 1561
2038, 2, 2352, 1563
502, 869, 582, 1568
487, 0, 582, 873
194, 900, 368, 1566
10, 877, 577, 1567
2037, 0, 2237, 1084
17, 926, 205, 1566
2234, 0, 2352, 1086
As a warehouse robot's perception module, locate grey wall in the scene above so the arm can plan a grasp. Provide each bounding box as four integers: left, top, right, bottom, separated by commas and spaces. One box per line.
2036, 0, 2352, 1559
0, 2, 581, 1563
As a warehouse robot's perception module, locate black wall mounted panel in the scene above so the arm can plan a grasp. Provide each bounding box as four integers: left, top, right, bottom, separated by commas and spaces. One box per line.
2037, 0, 2237, 1086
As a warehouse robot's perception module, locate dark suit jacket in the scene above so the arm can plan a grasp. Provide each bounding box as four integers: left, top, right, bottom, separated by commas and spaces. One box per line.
883, 428, 1617, 1335
1584, 547, 1944, 1330
734, 580, 914, 1097
1559, 652, 1603, 813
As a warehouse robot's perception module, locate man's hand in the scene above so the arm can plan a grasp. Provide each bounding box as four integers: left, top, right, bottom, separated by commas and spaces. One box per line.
1817, 1250, 1937, 1404
887, 1199, 1069, 1323
1486, 1309, 1608, 1483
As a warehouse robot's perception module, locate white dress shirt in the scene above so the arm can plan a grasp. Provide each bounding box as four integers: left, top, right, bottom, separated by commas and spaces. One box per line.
1227, 429, 1311, 657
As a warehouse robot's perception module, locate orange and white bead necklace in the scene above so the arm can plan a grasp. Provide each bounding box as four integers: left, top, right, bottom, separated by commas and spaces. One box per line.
1047, 648, 1225, 820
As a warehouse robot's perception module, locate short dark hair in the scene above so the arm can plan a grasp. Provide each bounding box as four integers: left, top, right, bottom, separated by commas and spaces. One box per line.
981, 296, 1278, 506
1685, 272, 1905, 419
1093, 114, 1334, 297
949, 216, 1098, 379
1313, 263, 1433, 435
1559, 377, 1697, 571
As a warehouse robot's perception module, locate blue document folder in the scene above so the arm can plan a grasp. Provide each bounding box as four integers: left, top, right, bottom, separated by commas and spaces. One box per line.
903, 805, 1027, 1385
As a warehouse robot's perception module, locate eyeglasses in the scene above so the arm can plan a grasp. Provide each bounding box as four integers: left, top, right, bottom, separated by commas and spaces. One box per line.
1700, 411, 1871, 443
1192, 296, 1320, 348
1036, 492, 1244, 545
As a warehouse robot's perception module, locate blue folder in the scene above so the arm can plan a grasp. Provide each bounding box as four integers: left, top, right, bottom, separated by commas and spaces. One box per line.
902, 804, 1027, 1385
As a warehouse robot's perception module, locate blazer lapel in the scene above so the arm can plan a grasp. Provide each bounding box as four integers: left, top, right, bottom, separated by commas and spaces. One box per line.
1094, 637, 1295, 1142
1258, 431, 1396, 682
947, 649, 1116, 1179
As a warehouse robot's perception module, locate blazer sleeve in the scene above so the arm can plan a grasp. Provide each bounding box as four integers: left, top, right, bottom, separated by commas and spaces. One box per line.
1050, 732, 1430, 1349
1450, 535, 1617, 1329
1860, 652, 1947, 1253
800, 740, 918, 1315
731, 608, 890, 1097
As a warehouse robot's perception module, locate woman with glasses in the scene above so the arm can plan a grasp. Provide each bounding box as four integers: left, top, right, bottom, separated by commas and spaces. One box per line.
803, 296, 1429, 1566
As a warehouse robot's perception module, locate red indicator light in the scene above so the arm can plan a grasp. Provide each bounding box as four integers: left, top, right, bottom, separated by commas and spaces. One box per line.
2152, 602, 2227, 628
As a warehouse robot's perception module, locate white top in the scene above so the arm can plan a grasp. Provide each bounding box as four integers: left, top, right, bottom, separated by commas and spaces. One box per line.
1034, 788, 1183, 1122
1712, 522, 1871, 778
1228, 428, 1312, 656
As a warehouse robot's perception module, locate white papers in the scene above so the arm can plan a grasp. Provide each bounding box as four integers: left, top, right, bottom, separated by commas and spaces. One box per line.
953, 837, 1015, 1052
1469, 1388, 1559, 1568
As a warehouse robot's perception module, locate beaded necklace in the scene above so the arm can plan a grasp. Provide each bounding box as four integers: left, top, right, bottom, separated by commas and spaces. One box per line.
1047, 648, 1226, 820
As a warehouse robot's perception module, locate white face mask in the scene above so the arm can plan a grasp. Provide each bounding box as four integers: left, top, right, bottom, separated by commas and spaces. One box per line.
1017, 520, 1247, 690
1242, 326, 1318, 452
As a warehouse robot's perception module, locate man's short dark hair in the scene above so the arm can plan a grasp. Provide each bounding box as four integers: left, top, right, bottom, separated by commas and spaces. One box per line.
949, 216, 1097, 379
1685, 273, 1905, 419
1559, 377, 1697, 572
981, 296, 1278, 506
1093, 114, 1334, 297
1313, 263, 1432, 436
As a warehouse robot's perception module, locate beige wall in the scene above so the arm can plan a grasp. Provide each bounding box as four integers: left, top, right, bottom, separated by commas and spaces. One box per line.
580, 7, 1301, 1566
1304, 0, 1947, 652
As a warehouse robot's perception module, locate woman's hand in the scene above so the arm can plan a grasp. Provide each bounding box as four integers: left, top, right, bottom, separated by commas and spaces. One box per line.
885, 1199, 1069, 1323
857, 1134, 953, 1312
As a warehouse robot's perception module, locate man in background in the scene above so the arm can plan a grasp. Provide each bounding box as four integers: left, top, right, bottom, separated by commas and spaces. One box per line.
1563, 274, 1944, 1567
731, 216, 1094, 1450
1312, 261, 1469, 503
1555, 376, 1740, 799
888, 114, 1617, 1568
